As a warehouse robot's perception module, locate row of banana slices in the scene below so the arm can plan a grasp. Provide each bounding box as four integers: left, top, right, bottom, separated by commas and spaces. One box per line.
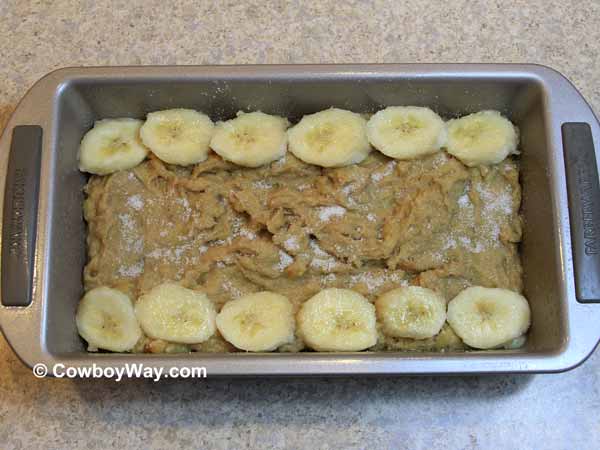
78, 106, 519, 174
76, 283, 531, 353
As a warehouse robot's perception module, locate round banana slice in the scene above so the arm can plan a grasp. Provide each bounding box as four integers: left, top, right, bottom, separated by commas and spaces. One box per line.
366, 106, 447, 160
135, 282, 217, 344
447, 286, 531, 349
446, 110, 519, 167
140, 108, 215, 166
78, 118, 149, 175
297, 288, 377, 351
375, 286, 447, 339
76, 286, 142, 352
287, 108, 371, 167
210, 111, 290, 167
216, 291, 295, 352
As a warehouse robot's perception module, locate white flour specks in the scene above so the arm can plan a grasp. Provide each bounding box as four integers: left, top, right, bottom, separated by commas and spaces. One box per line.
371, 161, 396, 182
310, 240, 328, 257
118, 260, 143, 278
340, 181, 361, 207
118, 213, 144, 253
444, 237, 457, 250
309, 240, 339, 271
457, 235, 485, 253
431, 152, 448, 168
474, 182, 514, 244
284, 236, 299, 252
444, 180, 514, 254
118, 213, 134, 230
318, 205, 346, 222
230, 215, 256, 241
458, 236, 472, 247
350, 271, 405, 291
457, 193, 470, 208
350, 272, 384, 291
341, 184, 355, 196
476, 183, 512, 216
239, 228, 256, 240
176, 196, 192, 219
212, 238, 228, 246
320, 273, 337, 284
223, 280, 242, 298
147, 243, 191, 265
126, 195, 144, 210
276, 250, 294, 271
253, 180, 273, 190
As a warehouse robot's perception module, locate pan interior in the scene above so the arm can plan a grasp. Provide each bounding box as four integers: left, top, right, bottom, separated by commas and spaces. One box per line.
44, 73, 564, 357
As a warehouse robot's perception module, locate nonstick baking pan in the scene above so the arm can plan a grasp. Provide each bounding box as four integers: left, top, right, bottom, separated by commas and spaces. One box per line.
1, 64, 599, 375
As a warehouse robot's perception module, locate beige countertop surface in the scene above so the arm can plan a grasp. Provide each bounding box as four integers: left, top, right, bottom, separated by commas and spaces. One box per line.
1, 1, 600, 449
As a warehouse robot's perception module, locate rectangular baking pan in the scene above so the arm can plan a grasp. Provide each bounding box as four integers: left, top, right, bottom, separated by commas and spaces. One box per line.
1, 64, 599, 375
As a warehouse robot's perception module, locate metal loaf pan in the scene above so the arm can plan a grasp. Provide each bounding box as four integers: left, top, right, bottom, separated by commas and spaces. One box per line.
1, 64, 599, 376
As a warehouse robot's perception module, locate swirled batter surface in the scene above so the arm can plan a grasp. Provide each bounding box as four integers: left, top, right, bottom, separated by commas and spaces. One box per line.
84, 151, 522, 353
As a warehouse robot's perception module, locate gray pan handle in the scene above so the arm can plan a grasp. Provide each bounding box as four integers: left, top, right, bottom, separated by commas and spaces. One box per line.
562, 123, 600, 303
1, 126, 42, 307
0, 70, 57, 370
547, 65, 600, 371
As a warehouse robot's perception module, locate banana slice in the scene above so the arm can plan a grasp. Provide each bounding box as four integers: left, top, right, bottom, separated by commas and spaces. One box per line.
76, 286, 142, 352
210, 111, 289, 167
375, 286, 447, 339
287, 108, 371, 167
447, 286, 530, 349
446, 110, 519, 166
297, 288, 377, 351
135, 282, 216, 344
366, 106, 447, 160
216, 291, 295, 352
78, 118, 148, 175
140, 108, 214, 166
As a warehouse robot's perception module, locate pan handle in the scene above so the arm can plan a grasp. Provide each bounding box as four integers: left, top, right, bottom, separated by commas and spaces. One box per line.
562, 123, 600, 303
535, 63, 600, 370
1, 126, 43, 307
0, 69, 67, 371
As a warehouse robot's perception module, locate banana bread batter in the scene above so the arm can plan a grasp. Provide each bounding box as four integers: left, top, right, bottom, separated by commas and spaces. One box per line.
83, 150, 522, 353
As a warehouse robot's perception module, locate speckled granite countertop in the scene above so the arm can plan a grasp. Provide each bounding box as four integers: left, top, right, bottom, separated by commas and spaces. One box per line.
1, 1, 600, 449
